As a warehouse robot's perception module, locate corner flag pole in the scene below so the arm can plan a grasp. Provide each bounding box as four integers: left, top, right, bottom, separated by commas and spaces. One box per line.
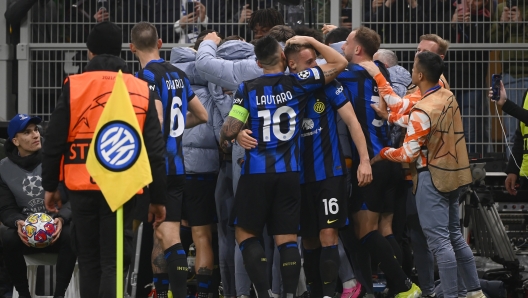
117, 206, 124, 298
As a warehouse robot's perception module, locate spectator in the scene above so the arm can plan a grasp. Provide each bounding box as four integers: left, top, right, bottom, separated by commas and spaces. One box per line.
316, 0, 352, 29
371, 0, 426, 70
447, 0, 491, 154
490, 0, 528, 143
0, 114, 77, 298
174, 1, 209, 43
374, 49, 412, 98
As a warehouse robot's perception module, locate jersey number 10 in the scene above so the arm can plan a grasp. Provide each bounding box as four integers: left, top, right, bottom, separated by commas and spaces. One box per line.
257, 106, 297, 142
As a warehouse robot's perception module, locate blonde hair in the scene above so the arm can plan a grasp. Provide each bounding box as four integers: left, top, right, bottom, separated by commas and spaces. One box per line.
419, 34, 449, 56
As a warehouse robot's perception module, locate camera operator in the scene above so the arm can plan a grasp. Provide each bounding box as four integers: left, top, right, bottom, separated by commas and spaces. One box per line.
488, 81, 528, 195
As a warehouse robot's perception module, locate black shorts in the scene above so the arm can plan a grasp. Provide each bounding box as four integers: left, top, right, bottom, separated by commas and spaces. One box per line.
300, 175, 348, 238
230, 172, 301, 236
165, 175, 186, 222
182, 174, 218, 226
350, 160, 403, 214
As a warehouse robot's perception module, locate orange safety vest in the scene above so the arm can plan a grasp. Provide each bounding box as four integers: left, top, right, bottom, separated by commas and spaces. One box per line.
61, 71, 151, 191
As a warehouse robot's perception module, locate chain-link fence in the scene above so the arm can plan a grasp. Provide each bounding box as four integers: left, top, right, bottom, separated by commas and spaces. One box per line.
2, 0, 526, 156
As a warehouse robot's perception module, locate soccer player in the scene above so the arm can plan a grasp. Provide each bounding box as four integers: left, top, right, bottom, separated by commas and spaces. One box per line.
285, 42, 371, 297
337, 26, 421, 298
219, 35, 347, 298
130, 22, 208, 298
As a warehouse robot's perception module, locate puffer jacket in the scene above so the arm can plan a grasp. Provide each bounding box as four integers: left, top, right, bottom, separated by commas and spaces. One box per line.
387, 64, 412, 98
171, 47, 223, 174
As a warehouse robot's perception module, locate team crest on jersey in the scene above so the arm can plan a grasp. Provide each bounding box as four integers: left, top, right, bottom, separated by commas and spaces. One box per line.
94, 121, 141, 172
297, 70, 310, 80
313, 100, 325, 113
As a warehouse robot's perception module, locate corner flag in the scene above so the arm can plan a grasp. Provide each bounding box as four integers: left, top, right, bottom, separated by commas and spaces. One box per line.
86, 70, 152, 211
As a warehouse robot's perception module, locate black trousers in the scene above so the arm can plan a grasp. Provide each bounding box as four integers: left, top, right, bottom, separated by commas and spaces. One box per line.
68, 190, 135, 298
1, 223, 77, 297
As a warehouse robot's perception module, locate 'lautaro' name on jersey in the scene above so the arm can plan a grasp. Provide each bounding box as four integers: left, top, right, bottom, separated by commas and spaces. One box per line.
165, 79, 185, 90
256, 91, 293, 106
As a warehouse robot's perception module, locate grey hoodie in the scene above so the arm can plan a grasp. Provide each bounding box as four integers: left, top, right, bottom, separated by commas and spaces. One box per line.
171, 47, 223, 174
387, 65, 412, 98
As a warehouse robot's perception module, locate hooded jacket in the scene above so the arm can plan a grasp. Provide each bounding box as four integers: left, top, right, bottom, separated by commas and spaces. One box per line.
0, 141, 71, 229
387, 65, 412, 98
171, 47, 223, 174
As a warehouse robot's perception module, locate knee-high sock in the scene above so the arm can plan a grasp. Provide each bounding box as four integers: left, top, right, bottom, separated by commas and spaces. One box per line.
239, 237, 272, 298
278, 242, 302, 298
164, 243, 189, 298
320, 245, 340, 297
303, 247, 322, 296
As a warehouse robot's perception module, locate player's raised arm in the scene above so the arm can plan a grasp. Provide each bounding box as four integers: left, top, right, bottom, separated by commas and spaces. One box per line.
286, 36, 347, 84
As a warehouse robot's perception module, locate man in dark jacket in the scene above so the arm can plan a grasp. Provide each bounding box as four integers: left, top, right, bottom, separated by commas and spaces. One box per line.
41, 22, 167, 298
0, 114, 77, 298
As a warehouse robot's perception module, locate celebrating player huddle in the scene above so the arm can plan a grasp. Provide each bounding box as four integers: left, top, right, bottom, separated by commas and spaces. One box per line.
8, 18, 486, 298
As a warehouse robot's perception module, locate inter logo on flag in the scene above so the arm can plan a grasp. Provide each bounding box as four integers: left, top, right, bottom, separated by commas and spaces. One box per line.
94, 121, 142, 172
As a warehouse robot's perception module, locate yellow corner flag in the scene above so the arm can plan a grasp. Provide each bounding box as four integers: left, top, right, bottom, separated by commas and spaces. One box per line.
86, 70, 153, 211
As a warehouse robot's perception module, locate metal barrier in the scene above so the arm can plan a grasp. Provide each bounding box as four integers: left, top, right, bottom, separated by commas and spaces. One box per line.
2, 0, 526, 156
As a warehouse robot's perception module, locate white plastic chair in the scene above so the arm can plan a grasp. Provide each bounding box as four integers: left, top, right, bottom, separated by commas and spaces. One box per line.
11, 253, 80, 298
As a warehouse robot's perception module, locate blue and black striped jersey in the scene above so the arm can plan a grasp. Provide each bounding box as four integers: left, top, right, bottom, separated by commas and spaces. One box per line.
337, 61, 392, 162
136, 58, 195, 175
300, 80, 348, 184
233, 66, 325, 175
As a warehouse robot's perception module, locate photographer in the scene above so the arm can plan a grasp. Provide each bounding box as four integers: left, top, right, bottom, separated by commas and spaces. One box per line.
488, 81, 528, 194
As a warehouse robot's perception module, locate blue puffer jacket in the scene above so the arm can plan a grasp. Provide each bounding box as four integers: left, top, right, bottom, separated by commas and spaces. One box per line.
171, 46, 222, 174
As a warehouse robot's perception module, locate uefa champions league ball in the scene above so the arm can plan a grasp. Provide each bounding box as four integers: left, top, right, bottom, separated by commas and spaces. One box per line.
22, 213, 56, 248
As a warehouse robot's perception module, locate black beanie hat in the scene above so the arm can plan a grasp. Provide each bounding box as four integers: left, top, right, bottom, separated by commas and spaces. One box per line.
86, 21, 123, 56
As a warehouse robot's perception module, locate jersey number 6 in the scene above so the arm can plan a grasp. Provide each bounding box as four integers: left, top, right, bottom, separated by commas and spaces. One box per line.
170, 96, 185, 138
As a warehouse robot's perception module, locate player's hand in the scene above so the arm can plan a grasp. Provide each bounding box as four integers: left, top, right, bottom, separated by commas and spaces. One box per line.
44, 190, 62, 213
286, 35, 314, 46
16, 220, 30, 247
203, 32, 222, 46
51, 217, 63, 244
239, 4, 253, 23
370, 154, 383, 165
148, 203, 166, 229
358, 61, 381, 77
357, 160, 373, 187
505, 173, 518, 196
370, 103, 389, 120
322, 24, 338, 35
236, 129, 257, 149
489, 81, 507, 107
93, 9, 109, 22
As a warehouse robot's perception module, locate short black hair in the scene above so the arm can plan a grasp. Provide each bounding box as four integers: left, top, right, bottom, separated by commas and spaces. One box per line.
254, 35, 281, 66
325, 27, 351, 45
267, 25, 295, 43
131, 22, 158, 51
294, 25, 323, 43
248, 8, 284, 31
415, 51, 444, 83
225, 35, 245, 41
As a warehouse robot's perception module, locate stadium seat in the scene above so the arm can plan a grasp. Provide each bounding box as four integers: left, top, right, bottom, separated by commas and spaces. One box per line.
11, 253, 80, 298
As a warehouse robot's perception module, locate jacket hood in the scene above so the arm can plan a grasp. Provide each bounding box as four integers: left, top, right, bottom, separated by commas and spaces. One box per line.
217, 40, 256, 60
388, 65, 412, 86
329, 41, 345, 55
4, 140, 42, 172
84, 54, 130, 73
170, 47, 207, 86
